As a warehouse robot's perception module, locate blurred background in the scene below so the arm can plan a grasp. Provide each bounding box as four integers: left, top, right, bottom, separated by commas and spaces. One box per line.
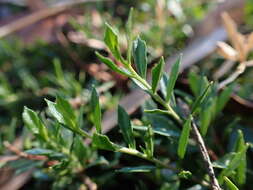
0, 0, 253, 190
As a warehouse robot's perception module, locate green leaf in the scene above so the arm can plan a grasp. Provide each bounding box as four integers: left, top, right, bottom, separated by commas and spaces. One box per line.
126, 7, 134, 36
118, 105, 136, 149
45, 97, 90, 138
234, 130, 247, 185
96, 52, 132, 77
92, 133, 117, 151
188, 71, 200, 97
191, 81, 213, 115
218, 145, 248, 184
46, 97, 76, 129
177, 115, 192, 159
144, 109, 170, 115
116, 165, 156, 173
144, 125, 154, 157
200, 90, 216, 136
178, 170, 192, 179
216, 84, 233, 114
166, 56, 181, 102
224, 177, 239, 190
73, 136, 89, 163
152, 57, 165, 93
25, 148, 53, 155
22, 107, 49, 141
104, 23, 121, 60
91, 87, 102, 134
53, 58, 64, 82
126, 7, 134, 63
133, 37, 147, 78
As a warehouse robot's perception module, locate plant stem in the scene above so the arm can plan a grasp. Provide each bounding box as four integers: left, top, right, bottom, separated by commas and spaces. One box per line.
191, 120, 221, 190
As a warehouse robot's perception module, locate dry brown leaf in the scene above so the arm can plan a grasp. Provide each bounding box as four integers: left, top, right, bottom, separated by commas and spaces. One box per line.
246, 32, 253, 52
216, 41, 238, 61
221, 12, 243, 57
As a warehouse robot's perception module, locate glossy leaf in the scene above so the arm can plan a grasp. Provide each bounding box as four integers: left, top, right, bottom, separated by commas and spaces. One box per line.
126, 7, 134, 63
133, 125, 179, 137
116, 165, 156, 173
224, 177, 239, 190
234, 130, 247, 185
46, 97, 76, 130
218, 145, 248, 184
191, 81, 213, 115
118, 105, 136, 149
45, 97, 90, 138
152, 57, 165, 93
104, 23, 121, 60
96, 52, 132, 77
92, 133, 117, 151
166, 56, 181, 102
22, 107, 49, 141
133, 37, 147, 78
216, 84, 233, 114
144, 125, 154, 157
91, 87, 102, 134
177, 116, 192, 159
178, 170, 192, 179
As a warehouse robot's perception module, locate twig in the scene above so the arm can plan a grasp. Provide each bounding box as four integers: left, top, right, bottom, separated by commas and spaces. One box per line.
191, 120, 221, 190
218, 62, 246, 90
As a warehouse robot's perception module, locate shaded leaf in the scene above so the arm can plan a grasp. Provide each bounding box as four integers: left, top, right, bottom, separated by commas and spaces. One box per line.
116, 165, 156, 173
166, 56, 181, 102
91, 87, 102, 133
191, 81, 213, 115
216, 84, 233, 114
92, 133, 117, 151
104, 23, 121, 60
118, 105, 136, 149
224, 176, 239, 190
133, 37, 147, 78
96, 52, 132, 77
22, 107, 48, 141
177, 116, 192, 159
152, 57, 165, 93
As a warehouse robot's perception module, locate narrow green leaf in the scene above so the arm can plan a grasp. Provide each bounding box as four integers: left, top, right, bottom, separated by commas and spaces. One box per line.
216, 84, 233, 114
92, 133, 117, 151
22, 107, 49, 141
234, 130, 247, 185
191, 81, 213, 115
166, 56, 181, 102
53, 58, 64, 82
126, 7, 134, 36
133, 37, 147, 78
152, 57, 165, 93
118, 105, 136, 149
91, 87, 102, 134
188, 71, 199, 97
200, 93, 216, 136
224, 177, 239, 190
133, 125, 180, 137
126, 7, 134, 63
25, 148, 53, 156
144, 125, 154, 157
218, 145, 248, 184
96, 52, 132, 77
104, 23, 121, 60
144, 109, 170, 115
177, 116, 192, 159
116, 165, 156, 173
